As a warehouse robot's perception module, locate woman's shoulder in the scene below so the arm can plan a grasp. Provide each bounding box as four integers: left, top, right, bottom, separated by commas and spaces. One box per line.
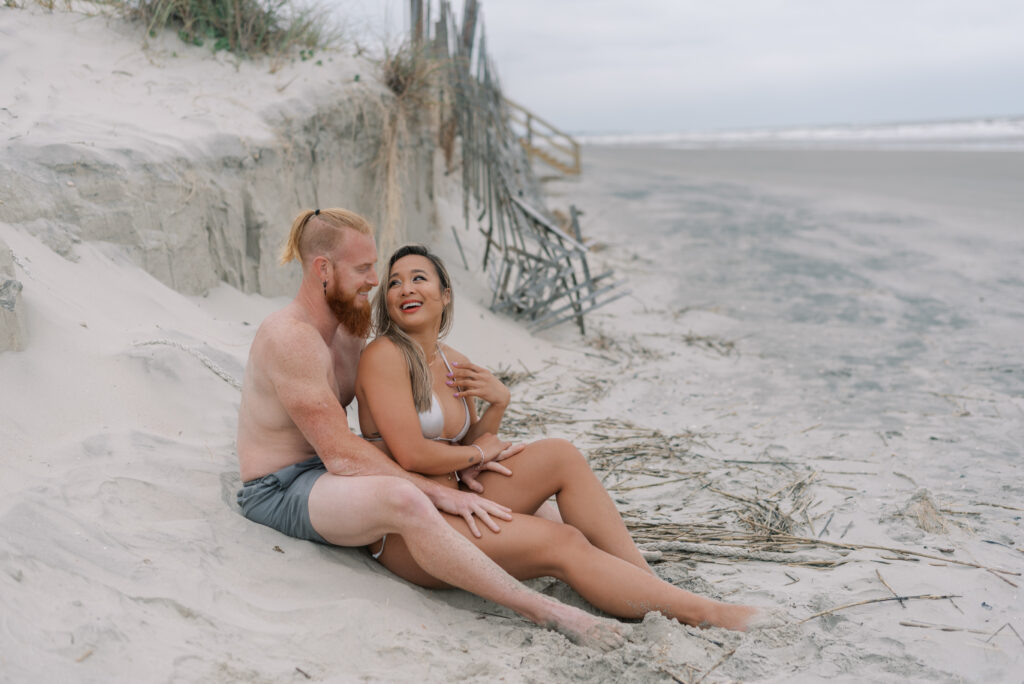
359, 336, 402, 365
357, 337, 411, 391
439, 343, 471, 365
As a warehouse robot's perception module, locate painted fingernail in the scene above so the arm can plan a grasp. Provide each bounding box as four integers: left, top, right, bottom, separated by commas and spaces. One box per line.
446, 380, 453, 385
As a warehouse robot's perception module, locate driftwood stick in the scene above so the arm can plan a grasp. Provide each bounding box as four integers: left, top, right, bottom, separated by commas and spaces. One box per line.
985, 622, 1024, 646
972, 501, 1024, 512
875, 569, 906, 608
694, 648, 737, 684
645, 541, 834, 565
984, 567, 1019, 588
722, 459, 799, 465
657, 667, 689, 684
818, 511, 835, 538
610, 475, 699, 492
775, 535, 1020, 578
800, 594, 960, 624
899, 620, 990, 635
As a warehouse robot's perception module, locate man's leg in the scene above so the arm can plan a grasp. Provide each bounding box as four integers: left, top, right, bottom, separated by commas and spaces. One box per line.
307, 473, 628, 650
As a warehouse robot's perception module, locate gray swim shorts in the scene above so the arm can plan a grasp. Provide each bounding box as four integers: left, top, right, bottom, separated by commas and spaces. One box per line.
237, 455, 329, 544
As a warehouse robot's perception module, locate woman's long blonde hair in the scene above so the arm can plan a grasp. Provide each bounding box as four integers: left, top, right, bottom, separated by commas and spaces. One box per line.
373, 245, 454, 412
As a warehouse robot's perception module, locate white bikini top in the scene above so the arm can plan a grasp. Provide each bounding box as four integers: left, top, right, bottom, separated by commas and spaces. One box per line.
421, 346, 471, 443
365, 345, 470, 444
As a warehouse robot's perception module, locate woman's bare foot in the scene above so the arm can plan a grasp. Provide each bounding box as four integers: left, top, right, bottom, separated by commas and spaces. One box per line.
744, 606, 792, 630
705, 602, 760, 631
537, 598, 630, 651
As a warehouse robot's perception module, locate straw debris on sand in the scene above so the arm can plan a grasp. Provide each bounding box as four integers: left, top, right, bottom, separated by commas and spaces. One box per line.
476, 344, 1021, 680
504, 374, 1020, 581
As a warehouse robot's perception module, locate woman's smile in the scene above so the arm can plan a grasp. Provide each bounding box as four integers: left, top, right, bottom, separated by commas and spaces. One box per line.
386, 254, 450, 327
399, 299, 424, 313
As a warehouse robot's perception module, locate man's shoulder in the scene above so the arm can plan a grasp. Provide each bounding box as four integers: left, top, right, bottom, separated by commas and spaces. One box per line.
253, 308, 329, 364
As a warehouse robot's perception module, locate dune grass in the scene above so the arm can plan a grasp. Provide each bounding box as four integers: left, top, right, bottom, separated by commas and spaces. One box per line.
11, 0, 341, 57
129, 0, 341, 56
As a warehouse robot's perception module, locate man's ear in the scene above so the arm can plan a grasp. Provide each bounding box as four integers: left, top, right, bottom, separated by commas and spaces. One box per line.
312, 255, 330, 280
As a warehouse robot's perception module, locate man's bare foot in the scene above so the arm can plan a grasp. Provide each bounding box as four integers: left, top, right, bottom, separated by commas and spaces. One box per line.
538, 598, 630, 651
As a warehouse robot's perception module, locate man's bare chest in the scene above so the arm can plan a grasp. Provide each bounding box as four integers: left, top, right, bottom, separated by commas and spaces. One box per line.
329, 334, 362, 408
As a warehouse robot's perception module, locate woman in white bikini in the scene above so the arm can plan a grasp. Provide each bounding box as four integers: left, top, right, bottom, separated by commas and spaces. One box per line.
354, 245, 759, 631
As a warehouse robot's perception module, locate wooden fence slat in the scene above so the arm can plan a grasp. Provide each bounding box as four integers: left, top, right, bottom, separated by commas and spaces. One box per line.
427, 1, 623, 334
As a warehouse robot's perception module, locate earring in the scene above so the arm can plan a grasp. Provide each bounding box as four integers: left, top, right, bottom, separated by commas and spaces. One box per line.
322, 281, 328, 296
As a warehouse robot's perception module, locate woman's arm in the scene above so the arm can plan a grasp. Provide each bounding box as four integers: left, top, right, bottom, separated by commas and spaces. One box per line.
443, 347, 510, 445
357, 340, 509, 475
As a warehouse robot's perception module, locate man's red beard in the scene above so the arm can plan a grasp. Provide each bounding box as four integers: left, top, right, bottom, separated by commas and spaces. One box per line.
328, 287, 372, 338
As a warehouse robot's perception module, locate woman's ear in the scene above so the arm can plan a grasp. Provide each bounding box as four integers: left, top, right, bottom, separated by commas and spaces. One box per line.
442, 288, 451, 306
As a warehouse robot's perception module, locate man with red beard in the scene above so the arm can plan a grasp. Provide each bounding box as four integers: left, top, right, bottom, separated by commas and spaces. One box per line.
234, 208, 626, 650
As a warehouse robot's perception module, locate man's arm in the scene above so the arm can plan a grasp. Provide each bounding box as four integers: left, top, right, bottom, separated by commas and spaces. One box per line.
265, 320, 511, 535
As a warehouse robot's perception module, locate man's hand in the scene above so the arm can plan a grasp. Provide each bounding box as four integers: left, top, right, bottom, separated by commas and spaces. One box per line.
426, 486, 513, 537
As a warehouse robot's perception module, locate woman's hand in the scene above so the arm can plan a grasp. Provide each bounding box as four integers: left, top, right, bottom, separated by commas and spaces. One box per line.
447, 361, 511, 407
472, 432, 514, 464
459, 460, 512, 493
458, 442, 525, 492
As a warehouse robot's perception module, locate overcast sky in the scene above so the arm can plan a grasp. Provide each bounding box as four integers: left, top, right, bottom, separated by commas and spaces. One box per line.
336, 1, 1024, 134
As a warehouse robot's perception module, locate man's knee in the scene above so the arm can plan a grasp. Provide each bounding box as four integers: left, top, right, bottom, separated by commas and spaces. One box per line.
377, 478, 436, 522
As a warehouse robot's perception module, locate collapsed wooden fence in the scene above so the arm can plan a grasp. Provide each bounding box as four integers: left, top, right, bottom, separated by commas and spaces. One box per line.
413, 0, 627, 334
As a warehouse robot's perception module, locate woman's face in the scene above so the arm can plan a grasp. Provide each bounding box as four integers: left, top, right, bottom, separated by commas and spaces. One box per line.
385, 254, 449, 333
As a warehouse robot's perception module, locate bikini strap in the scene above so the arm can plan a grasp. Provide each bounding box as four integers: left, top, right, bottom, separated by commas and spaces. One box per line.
436, 344, 456, 375
437, 344, 472, 440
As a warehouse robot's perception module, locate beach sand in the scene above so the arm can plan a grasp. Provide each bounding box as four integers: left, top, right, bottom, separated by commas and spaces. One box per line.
2, 7, 1023, 683
537, 144, 1024, 681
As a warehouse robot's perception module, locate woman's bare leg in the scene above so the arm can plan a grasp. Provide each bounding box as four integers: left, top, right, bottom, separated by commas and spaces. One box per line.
476, 438, 652, 573
309, 475, 626, 650
534, 501, 562, 523
377, 510, 757, 631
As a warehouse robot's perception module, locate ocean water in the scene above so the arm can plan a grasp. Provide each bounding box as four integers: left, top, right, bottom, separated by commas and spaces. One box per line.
579, 116, 1024, 151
